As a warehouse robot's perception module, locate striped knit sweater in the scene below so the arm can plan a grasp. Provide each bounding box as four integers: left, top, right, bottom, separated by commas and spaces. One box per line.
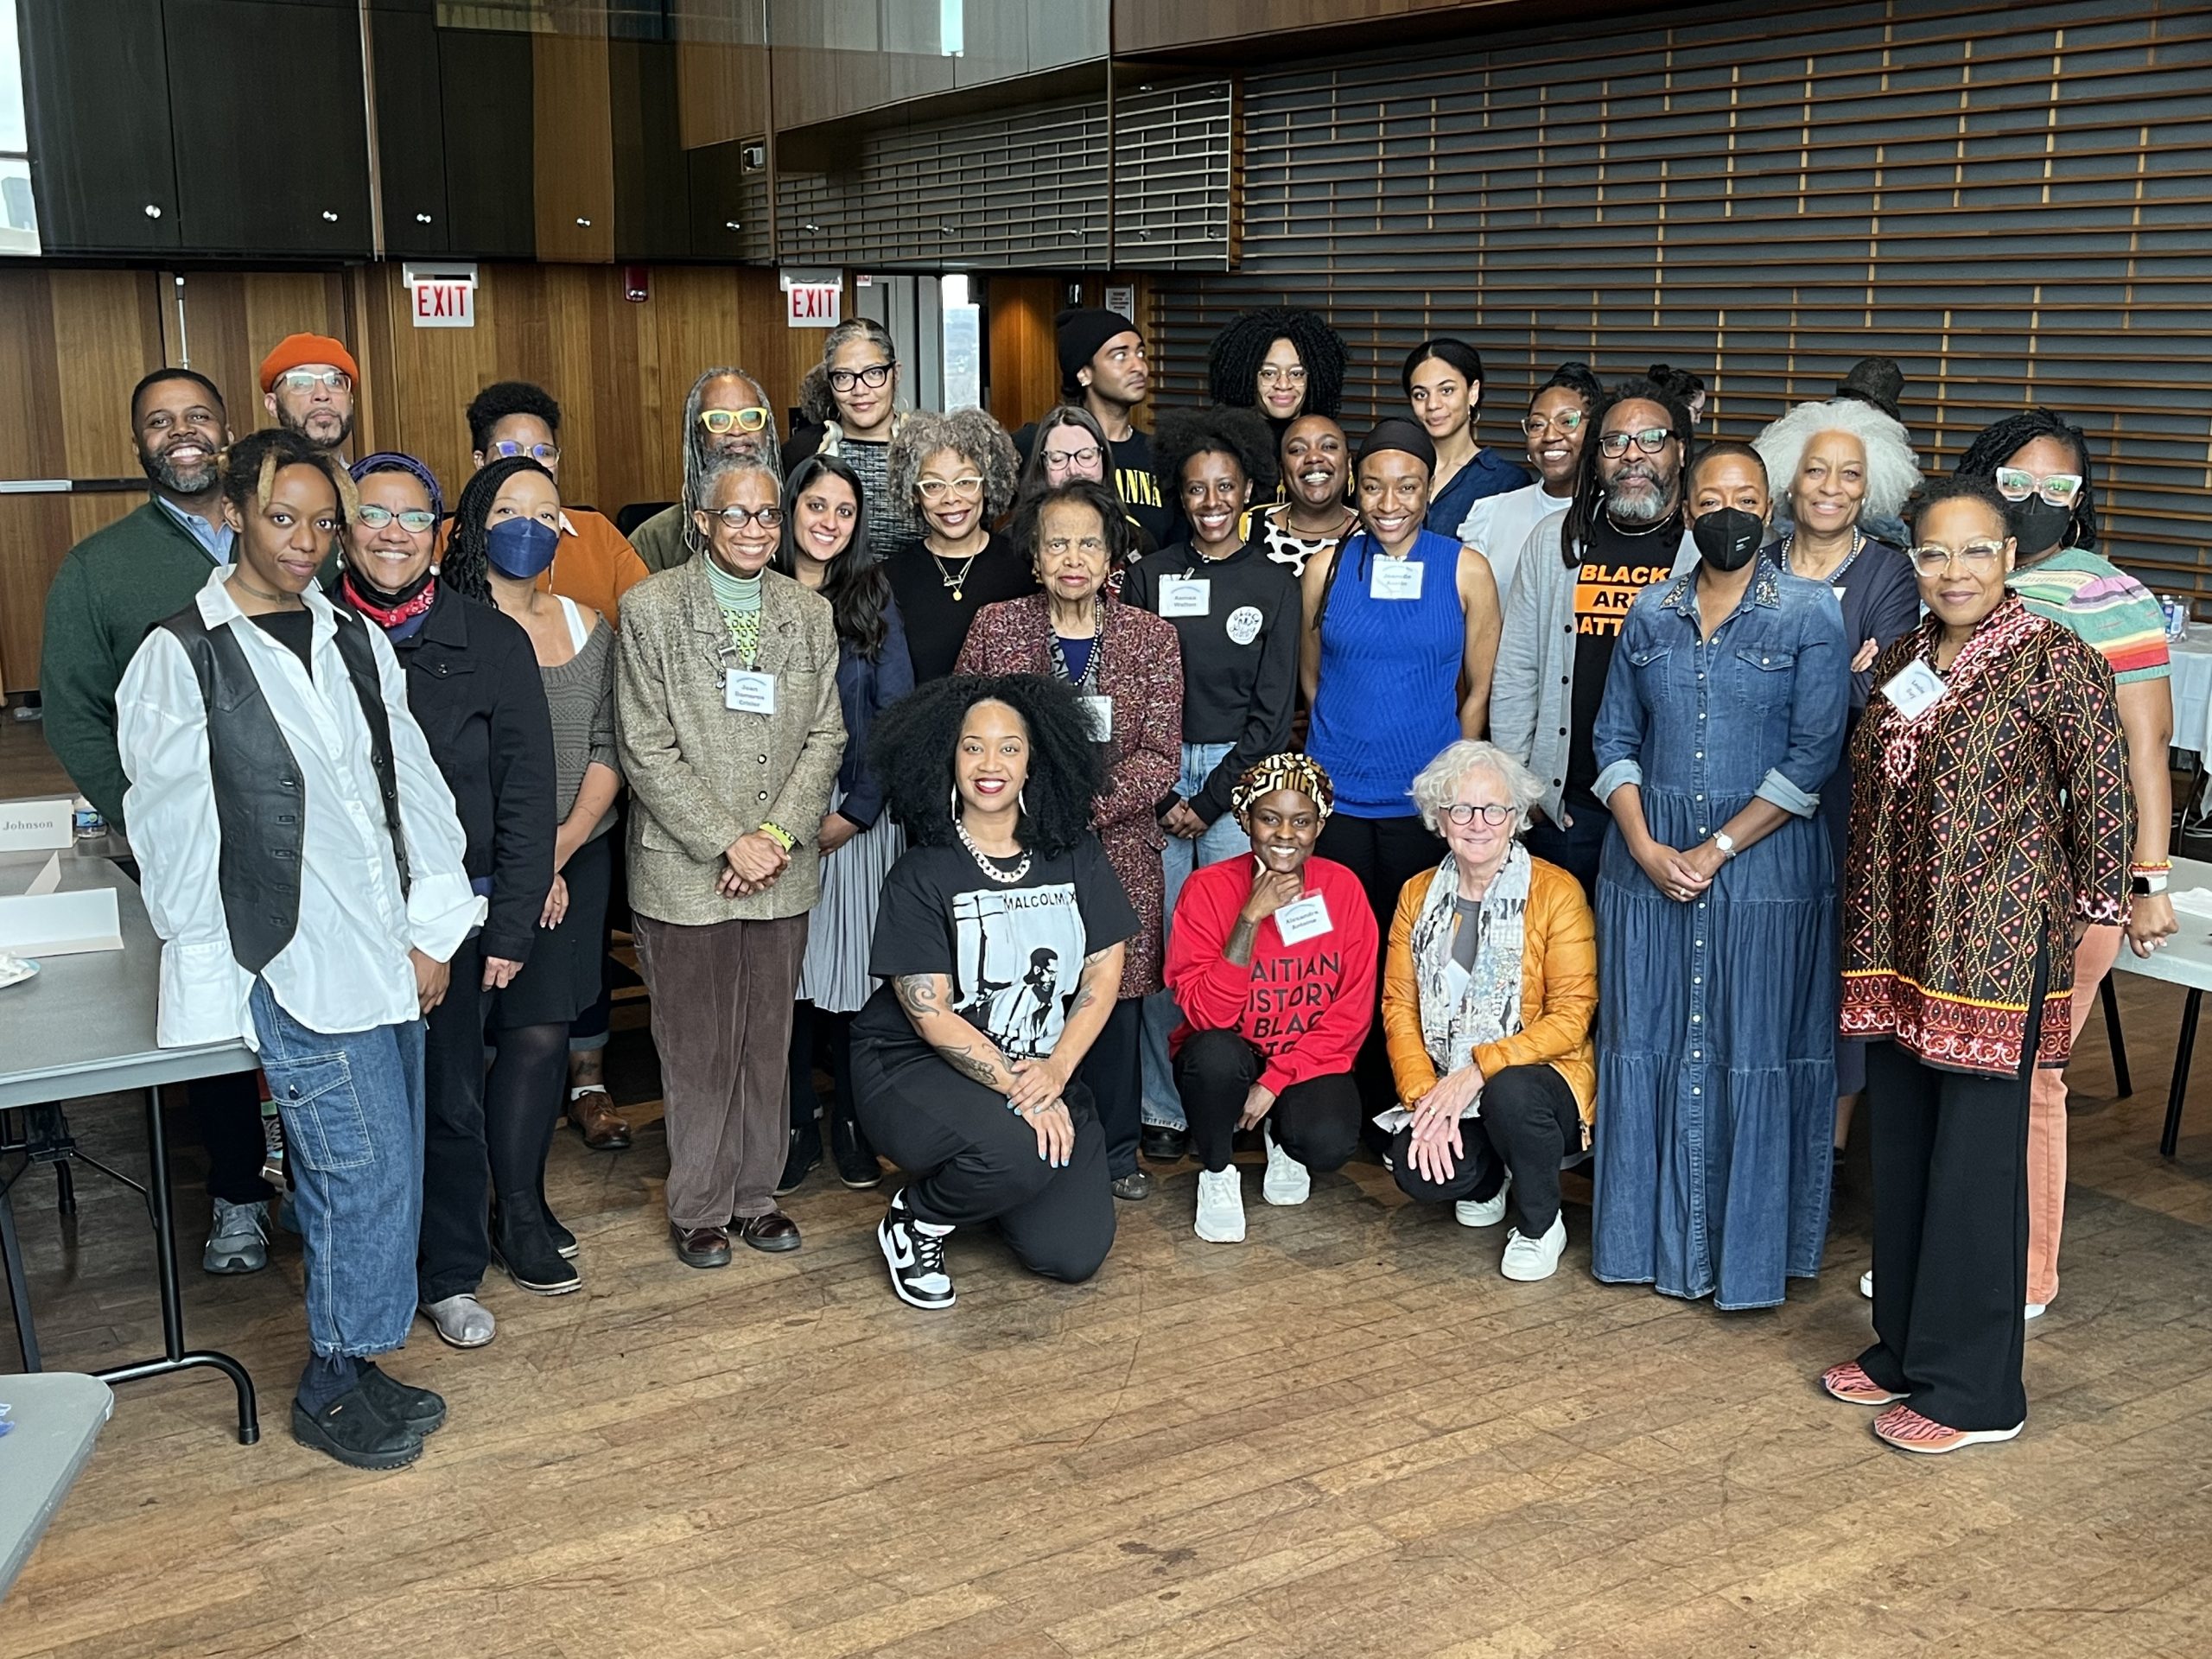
2005, 546, 2171, 684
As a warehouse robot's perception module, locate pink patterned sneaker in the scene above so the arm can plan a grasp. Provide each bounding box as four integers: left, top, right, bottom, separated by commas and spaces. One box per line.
1872, 1404, 2023, 1454
1820, 1362, 1907, 1407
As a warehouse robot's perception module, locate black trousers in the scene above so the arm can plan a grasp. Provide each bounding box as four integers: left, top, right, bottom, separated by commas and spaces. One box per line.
1856, 957, 2044, 1433
1389, 1062, 1581, 1236
1524, 794, 1609, 901
1313, 811, 1442, 1112
851, 1041, 1116, 1283
1075, 995, 1144, 1179
418, 934, 491, 1304
190, 1068, 276, 1205
1174, 1027, 1361, 1175
787, 1001, 859, 1135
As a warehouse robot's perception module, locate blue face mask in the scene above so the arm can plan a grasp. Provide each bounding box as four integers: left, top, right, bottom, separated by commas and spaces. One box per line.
485, 517, 559, 580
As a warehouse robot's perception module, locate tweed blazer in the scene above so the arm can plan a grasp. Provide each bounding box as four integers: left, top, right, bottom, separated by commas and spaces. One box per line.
615, 558, 845, 925
955, 593, 1182, 998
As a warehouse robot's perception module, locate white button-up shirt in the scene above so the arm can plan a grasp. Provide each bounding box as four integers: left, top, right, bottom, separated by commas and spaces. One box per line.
117, 569, 483, 1048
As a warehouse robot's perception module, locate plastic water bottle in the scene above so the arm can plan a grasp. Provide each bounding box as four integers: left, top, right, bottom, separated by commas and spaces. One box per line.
2161, 594, 2190, 642
71, 794, 105, 840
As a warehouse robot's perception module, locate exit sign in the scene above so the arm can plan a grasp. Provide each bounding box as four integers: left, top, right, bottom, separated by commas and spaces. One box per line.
404, 262, 478, 329
785, 281, 842, 327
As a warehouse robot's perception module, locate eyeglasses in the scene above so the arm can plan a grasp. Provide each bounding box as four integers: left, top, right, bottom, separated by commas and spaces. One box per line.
917, 474, 985, 500
1993, 467, 2083, 507
274, 368, 350, 395
1442, 802, 1515, 827
1597, 427, 1676, 457
699, 505, 785, 531
1907, 540, 2009, 575
1257, 365, 1308, 385
1522, 410, 1586, 435
699, 406, 772, 435
1043, 445, 1103, 470
355, 504, 438, 533
485, 439, 561, 465
828, 362, 893, 392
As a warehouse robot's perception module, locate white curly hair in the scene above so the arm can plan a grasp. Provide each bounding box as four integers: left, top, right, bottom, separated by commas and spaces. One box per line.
1753, 397, 1923, 521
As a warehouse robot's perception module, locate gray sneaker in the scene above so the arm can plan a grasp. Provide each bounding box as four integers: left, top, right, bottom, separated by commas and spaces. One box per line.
203, 1198, 270, 1274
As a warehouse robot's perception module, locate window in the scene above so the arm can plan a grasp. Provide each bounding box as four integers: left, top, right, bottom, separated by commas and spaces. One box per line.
0, 0, 37, 254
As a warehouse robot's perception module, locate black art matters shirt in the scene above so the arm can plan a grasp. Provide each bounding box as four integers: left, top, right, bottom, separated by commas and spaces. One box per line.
856, 835, 1138, 1065
1565, 509, 1683, 804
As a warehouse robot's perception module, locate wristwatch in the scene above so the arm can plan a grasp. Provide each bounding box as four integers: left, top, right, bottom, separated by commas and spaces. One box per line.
1712, 830, 1738, 860
2133, 869, 2169, 895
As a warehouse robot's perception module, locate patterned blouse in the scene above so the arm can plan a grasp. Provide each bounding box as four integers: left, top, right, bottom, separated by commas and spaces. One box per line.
1840, 597, 2132, 1076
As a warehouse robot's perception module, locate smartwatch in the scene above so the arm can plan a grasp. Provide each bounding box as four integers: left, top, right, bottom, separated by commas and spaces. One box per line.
2133, 870, 2169, 895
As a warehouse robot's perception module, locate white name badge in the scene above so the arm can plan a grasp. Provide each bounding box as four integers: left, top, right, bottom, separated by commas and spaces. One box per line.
1833, 585, 1850, 602
1159, 576, 1211, 618
1273, 892, 1333, 944
724, 669, 778, 714
1879, 659, 1948, 721
1080, 695, 1114, 741
1370, 558, 1424, 601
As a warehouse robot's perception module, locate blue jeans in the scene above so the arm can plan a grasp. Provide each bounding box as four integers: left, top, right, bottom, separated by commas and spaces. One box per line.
1140, 741, 1250, 1131
248, 980, 426, 1358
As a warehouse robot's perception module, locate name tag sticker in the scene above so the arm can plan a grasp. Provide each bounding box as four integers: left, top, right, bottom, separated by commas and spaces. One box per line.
724, 670, 778, 714
1880, 659, 1947, 721
1080, 695, 1114, 741
1158, 576, 1211, 618
1833, 585, 1850, 602
1274, 892, 1333, 944
1370, 558, 1424, 601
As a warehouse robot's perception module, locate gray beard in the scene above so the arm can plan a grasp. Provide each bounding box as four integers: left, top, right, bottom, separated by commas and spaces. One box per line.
1605, 474, 1670, 525
140, 448, 218, 496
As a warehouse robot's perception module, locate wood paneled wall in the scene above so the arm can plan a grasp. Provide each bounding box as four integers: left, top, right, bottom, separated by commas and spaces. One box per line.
986, 275, 1066, 433
1, 261, 817, 693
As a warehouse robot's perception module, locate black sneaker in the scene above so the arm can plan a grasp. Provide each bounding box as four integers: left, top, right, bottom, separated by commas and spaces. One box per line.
493, 1217, 582, 1296
777, 1124, 822, 1196
356, 1362, 448, 1436
830, 1110, 882, 1189
1140, 1124, 1188, 1162
291, 1385, 423, 1471
877, 1191, 955, 1310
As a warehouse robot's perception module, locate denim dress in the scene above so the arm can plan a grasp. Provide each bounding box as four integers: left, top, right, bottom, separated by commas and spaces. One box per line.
1588, 558, 1848, 1308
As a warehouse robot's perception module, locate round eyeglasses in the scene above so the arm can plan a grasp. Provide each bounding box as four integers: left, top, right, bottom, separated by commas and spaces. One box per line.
1442, 802, 1515, 827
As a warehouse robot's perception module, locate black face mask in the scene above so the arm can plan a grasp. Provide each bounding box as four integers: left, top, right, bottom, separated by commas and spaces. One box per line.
1692, 506, 1764, 572
2006, 495, 2072, 556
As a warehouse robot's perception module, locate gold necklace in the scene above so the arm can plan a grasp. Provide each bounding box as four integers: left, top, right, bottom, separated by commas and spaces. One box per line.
930, 541, 983, 601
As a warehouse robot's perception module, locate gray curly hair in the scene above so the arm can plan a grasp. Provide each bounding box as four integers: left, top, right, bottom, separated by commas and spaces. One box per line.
888, 407, 1020, 518
1753, 397, 1922, 521
1410, 740, 1544, 836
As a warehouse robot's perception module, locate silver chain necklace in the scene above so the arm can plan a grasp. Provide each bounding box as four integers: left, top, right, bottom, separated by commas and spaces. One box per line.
954, 816, 1031, 884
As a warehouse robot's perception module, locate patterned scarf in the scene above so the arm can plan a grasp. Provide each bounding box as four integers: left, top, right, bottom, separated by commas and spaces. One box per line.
340, 568, 437, 637
1408, 843, 1530, 1080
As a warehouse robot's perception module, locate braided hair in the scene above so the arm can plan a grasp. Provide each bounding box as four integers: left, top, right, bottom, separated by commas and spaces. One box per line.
1205, 308, 1347, 420
1952, 407, 2100, 553
446, 454, 555, 602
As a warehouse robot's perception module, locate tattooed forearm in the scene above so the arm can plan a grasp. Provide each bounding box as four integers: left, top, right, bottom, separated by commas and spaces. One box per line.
936, 1040, 1009, 1088
1225, 918, 1260, 967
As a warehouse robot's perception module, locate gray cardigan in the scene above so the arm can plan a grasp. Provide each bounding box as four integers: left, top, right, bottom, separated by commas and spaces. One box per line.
1489, 506, 1698, 826
614, 558, 845, 925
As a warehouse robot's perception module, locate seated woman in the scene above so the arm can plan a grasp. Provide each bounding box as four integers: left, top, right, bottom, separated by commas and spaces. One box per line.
1163, 754, 1376, 1243
118, 428, 482, 1469
1384, 741, 1596, 1281
850, 674, 1136, 1310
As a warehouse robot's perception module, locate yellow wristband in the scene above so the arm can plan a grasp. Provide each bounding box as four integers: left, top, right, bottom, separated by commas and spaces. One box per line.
760, 822, 796, 852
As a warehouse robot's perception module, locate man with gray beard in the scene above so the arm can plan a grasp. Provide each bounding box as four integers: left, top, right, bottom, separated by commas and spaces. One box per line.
40, 367, 282, 1274
629, 365, 782, 573
1489, 376, 1700, 893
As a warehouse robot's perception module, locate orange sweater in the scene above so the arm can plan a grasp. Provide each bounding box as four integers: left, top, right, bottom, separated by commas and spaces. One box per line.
1381, 855, 1598, 1131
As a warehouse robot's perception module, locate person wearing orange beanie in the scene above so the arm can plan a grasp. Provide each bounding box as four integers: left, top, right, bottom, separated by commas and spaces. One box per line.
260, 333, 360, 460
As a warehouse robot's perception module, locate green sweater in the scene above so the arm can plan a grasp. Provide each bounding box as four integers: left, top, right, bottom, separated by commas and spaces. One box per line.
40, 499, 224, 833
630, 503, 691, 574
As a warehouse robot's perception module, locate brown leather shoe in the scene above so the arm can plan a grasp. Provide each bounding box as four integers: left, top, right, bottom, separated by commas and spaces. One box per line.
671, 1224, 731, 1268
569, 1086, 632, 1152
734, 1211, 802, 1253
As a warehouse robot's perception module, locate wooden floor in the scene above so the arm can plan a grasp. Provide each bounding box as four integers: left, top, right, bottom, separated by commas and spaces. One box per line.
5, 725, 2212, 1657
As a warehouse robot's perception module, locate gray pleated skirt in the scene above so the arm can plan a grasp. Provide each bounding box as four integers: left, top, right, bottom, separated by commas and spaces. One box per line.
797, 800, 906, 1013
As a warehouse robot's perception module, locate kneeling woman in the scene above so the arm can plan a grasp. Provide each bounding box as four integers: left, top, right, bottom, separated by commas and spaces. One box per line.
852, 675, 1136, 1309
1163, 755, 1375, 1243
1383, 741, 1597, 1281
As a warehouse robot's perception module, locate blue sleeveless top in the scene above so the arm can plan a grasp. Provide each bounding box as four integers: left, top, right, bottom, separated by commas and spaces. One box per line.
1307, 527, 1465, 818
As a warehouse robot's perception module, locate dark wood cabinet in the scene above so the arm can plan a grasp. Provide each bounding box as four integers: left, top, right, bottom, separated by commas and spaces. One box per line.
610, 38, 688, 263
17, 0, 182, 254
372, 3, 448, 257
162, 0, 372, 257
435, 28, 536, 259
686, 137, 768, 264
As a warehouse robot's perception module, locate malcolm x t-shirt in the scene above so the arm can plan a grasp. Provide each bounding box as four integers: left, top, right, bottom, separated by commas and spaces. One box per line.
1566, 510, 1682, 804
857, 835, 1138, 1065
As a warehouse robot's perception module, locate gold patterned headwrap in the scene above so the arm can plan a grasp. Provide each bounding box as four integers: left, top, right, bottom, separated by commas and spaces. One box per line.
1230, 753, 1335, 823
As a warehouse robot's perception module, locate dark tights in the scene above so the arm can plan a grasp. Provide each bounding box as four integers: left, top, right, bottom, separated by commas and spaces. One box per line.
487, 1021, 568, 1231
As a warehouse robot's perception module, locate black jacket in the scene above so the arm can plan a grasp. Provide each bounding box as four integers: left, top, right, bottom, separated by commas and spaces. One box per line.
334, 580, 556, 964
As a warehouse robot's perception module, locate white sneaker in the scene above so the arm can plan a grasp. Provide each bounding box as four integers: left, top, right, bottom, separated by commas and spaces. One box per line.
1500, 1213, 1567, 1281
1860, 1269, 1873, 1299
1454, 1173, 1512, 1229
1261, 1123, 1310, 1206
1194, 1166, 1245, 1243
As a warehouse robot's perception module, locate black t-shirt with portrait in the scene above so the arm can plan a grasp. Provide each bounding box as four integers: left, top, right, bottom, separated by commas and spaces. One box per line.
855, 834, 1138, 1067
1565, 507, 1683, 804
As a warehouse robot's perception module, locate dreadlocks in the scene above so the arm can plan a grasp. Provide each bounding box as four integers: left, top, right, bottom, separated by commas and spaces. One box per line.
1953, 407, 2100, 553
1206, 308, 1347, 420
1554, 376, 1696, 569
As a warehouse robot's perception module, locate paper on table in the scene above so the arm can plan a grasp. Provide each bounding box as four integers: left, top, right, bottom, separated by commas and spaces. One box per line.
2166, 886, 2212, 919
23, 851, 60, 897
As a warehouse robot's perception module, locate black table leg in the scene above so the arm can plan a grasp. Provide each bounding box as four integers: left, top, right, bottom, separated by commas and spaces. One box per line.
2101, 974, 2132, 1098
89, 1088, 259, 1446
2160, 988, 2202, 1160
0, 1173, 40, 1372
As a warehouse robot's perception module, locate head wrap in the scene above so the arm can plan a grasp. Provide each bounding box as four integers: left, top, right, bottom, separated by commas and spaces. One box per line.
1356, 417, 1436, 474
350, 451, 446, 524
1056, 308, 1139, 382
1230, 753, 1336, 823
258, 333, 359, 393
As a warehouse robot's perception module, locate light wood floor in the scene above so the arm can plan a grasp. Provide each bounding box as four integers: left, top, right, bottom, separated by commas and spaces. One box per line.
6, 723, 2212, 1657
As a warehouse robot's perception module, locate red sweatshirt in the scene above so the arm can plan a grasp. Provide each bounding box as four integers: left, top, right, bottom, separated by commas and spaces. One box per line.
1164, 855, 1377, 1097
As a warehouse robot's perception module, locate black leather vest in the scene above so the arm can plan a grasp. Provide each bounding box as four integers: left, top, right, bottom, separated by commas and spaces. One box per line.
160, 605, 410, 973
